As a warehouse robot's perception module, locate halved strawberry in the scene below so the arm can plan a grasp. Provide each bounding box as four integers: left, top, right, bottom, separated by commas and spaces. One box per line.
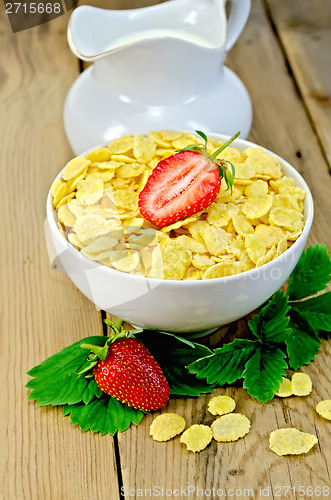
138, 131, 239, 228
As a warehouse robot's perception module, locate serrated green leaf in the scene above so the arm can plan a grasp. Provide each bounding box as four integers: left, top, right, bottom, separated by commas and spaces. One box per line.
286, 309, 321, 370
242, 347, 287, 402
135, 331, 215, 396
63, 396, 144, 435
26, 336, 106, 405
287, 244, 331, 300
188, 339, 258, 386
291, 291, 331, 332
248, 290, 290, 343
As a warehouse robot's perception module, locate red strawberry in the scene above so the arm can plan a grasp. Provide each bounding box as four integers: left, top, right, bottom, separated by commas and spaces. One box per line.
139, 131, 239, 228
94, 338, 170, 411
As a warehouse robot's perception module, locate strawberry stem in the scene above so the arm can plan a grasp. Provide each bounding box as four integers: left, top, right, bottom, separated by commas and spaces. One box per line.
210, 131, 240, 161
80, 340, 111, 360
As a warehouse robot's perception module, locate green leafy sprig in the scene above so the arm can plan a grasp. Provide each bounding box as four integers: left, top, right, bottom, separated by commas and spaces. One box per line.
189, 244, 331, 402
26, 328, 214, 435
177, 130, 240, 192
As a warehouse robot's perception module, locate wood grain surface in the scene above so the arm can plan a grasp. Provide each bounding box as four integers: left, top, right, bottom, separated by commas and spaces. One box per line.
264, 0, 331, 169
0, 0, 330, 499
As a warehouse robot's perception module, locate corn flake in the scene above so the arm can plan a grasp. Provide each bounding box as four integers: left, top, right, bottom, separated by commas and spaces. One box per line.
211, 414, 251, 442
53, 181, 68, 208
56, 192, 75, 210
207, 203, 232, 227
192, 253, 215, 270
150, 413, 186, 442
242, 195, 273, 219
256, 245, 277, 267
316, 400, 331, 420
74, 214, 108, 245
180, 424, 212, 452
161, 215, 200, 233
134, 134, 156, 164
202, 226, 231, 256
57, 204, 76, 227
245, 234, 267, 264
86, 147, 111, 163
291, 373, 312, 396
202, 261, 244, 279
108, 136, 134, 154
269, 428, 318, 456
117, 163, 146, 178
150, 239, 191, 280
176, 235, 207, 254
269, 207, 304, 231
244, 180, 268, 197
232, 215, 254, 237
62, 157, 90, 181
82, 235, 118, 253
76, 177, 104, 206
208, 395, 236, 416
274, 377, 293, 397
109, 249, 140, 272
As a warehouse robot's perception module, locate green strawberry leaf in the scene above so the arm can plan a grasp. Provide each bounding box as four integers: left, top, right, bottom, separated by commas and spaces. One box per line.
135, 330, 215, 396
26, 336, 106, 405
287, 244, 331, 300
248, 290, 290, 344
242, 347, 288, 402
195, 130, 208, 145
63, 396, 144, 435
286, 309, 321, 370
188, 339, 258, 386
290, 291, 331, 332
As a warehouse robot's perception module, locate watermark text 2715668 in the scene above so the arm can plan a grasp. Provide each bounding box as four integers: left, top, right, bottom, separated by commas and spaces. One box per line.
3, 0, 75, 32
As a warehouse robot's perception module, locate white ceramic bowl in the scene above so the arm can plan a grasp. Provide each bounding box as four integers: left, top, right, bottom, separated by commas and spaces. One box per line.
46, 134, 313, 332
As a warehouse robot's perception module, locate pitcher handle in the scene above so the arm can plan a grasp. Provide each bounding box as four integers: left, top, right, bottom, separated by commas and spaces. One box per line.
225, 0, 251, 51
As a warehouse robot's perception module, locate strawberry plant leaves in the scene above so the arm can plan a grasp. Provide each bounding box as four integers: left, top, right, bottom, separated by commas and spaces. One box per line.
287, 244, 331, 300
242, 347, 287, 402
26, 336, 106, 405
63, 396, 144, 435
135, 331, 215, 396
286, 309, 321, 370
188, 339, 258, 386
248, 291, 290, 343
290, 291, 331, 332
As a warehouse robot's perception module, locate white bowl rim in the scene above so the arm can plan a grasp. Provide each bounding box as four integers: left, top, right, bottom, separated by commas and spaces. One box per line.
46, 133, 314, 287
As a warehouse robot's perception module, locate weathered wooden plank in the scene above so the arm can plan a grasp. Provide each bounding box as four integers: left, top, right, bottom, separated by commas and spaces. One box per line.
115, 0, 331, 498
0, 17, 120, 500
264, 0, 331, 168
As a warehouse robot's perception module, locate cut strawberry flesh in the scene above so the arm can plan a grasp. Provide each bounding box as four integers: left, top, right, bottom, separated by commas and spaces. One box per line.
139, 151, 221, 227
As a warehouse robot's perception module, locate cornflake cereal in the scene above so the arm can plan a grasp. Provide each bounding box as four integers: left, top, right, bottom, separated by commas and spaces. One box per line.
180, 424, 212, 452
269, 428, 318, 456
274, 377, 293, 398
51, 131, 306, 280
211, 413, 251, 442
208, 395, 236, 416
291, 373, 312, 396
149, 413, 186, 442
316, 400, 331, 420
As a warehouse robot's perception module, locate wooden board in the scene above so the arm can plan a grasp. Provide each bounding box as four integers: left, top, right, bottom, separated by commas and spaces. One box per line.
1, 0, 330, 499
264, 0, 331, 169
0, 15, 120, 500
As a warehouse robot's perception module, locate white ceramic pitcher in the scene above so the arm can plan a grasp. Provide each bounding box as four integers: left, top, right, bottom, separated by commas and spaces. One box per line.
64, 0, 252, 154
